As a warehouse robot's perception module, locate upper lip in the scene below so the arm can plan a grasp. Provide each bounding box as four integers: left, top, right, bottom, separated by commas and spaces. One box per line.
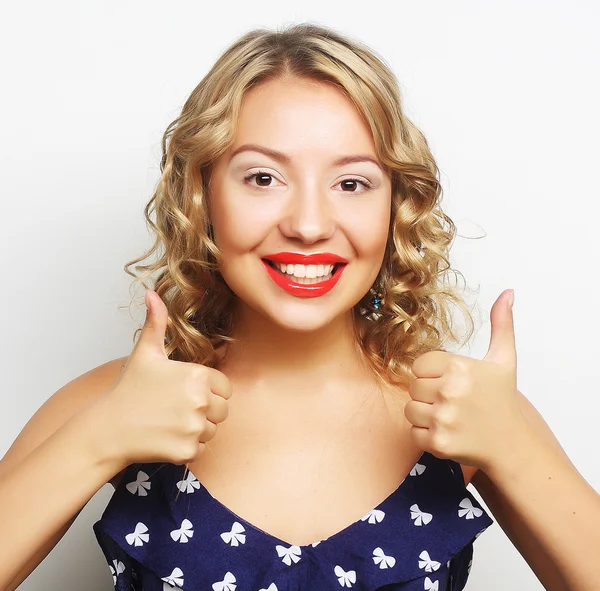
263, 252, 349, 265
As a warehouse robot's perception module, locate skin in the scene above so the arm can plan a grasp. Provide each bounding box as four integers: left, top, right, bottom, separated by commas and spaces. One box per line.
184, 75, 433, 546
2, 75, 596, 591
209, 75, 392, 375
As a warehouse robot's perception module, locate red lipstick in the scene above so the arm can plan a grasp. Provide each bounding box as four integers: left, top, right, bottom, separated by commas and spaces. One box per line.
261, 252, 348, 298
263, 252, 349, 265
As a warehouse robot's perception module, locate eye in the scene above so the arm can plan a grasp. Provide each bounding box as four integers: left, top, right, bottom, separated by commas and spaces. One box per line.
338, 178, 374, 194
243, 171, 374, 194
243, 170, 280, 188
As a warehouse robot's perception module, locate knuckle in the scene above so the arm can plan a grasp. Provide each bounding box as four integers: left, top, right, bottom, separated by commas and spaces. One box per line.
186, 365, 210, 388
200, 421, 218, 442
439, 377, 466, 400
434, 406, 456, 429
179, 441, 200, 464
436, 397, 455, 419
437, 383, 454, 401
194, 390, 210, 410
195, 365, 211, 384
182, 413, 204, 436
430, 429, 450, 453
448, 356, 468, 375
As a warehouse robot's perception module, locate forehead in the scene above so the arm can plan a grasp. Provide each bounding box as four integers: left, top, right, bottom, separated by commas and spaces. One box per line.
229, 77, 378, 162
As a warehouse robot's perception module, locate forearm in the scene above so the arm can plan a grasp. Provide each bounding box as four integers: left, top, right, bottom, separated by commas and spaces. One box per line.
483, 428, 600, 591
0, 406, 122, 588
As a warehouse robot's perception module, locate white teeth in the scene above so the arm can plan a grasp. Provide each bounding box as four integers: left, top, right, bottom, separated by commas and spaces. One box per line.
273, 262, 337, 279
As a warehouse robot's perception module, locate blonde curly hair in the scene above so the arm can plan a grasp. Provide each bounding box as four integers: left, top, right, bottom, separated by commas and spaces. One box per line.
124, 22, 476, 389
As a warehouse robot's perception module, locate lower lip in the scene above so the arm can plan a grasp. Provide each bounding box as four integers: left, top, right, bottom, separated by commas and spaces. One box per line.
262, 261, 346, 298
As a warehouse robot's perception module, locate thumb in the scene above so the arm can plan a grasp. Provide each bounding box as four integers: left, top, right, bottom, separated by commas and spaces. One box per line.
484, 289, 517, 369
135, 290, 169, 358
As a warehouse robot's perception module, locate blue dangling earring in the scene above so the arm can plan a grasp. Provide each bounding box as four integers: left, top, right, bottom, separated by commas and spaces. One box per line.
370, 290, 384, 311
360, 286, 386, 320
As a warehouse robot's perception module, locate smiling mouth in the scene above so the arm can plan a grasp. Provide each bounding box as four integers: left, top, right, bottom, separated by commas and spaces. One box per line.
262, 259, 345, 284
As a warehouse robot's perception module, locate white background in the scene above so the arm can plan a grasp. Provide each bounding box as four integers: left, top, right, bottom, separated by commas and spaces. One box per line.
1, 1, 598, 589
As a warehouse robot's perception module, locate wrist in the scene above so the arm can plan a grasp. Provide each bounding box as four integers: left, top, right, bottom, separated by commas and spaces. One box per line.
69, 394, 128, 478
481, 422, 548, 483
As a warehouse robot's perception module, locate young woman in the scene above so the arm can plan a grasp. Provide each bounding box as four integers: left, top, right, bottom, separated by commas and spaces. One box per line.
1, 23, 599, 591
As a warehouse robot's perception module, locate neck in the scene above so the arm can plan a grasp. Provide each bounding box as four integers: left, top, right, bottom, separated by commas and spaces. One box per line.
218, 302, 372, 386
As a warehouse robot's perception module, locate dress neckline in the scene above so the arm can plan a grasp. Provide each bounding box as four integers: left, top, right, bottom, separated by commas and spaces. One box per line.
179, 450, 428, 550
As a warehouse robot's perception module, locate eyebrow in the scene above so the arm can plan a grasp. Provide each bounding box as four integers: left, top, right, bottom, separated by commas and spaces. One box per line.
229, 143, 383, 172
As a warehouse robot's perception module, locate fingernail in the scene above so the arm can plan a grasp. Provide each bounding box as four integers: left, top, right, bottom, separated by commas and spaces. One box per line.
508, 290, 515, 310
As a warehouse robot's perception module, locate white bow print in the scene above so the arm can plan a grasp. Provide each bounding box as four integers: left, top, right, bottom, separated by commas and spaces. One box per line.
276, 544, 302, 566
126, 470, 152, 496
410, 462, 426, 476
360, 509, 385, 524
458, 497, 483, 519
125, 522, 149, 546
220, 521, 246, 546
259, 585, 278, 591
109, 559, 125, 584
161, 567, 184, 590
170, 518, 194, 543
334, 565, 356, 587
372, 547, 396, 569
176, 471, 201, 494
212, 571, 237, 591
418, 550, 441, 573
409, 503, 433, 526
424, 576, 439, 590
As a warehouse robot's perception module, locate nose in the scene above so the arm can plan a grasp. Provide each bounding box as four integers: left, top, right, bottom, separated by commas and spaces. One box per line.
278, 184, 336, 244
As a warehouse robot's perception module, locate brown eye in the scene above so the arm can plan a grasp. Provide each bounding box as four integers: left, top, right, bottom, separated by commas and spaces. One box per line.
244, 172, 275, 187
338, 178, 373, 194
341, 179, 359, 192
256, 173, 273, 186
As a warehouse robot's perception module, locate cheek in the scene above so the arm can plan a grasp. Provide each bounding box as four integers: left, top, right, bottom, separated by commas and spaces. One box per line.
344, 201, 391, 258
211, 194, 270, 254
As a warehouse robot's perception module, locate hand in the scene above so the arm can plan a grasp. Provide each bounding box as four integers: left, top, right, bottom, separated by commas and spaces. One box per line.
404, 289, 530, 472
95, 290, 232, 470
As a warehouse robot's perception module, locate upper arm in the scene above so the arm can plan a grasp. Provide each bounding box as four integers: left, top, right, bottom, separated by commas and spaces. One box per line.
0, 355, 129, 591
469, 389, 572, 590
1, 356, 129, 480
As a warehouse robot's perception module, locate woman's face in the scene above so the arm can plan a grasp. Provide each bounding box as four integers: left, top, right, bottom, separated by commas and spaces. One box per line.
209, 76, 392, 332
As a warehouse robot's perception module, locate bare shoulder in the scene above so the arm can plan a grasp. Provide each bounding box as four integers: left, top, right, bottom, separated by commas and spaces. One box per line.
0, 355, 130, 488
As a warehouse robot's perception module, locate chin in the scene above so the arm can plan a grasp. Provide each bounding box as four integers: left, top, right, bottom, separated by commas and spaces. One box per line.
238, 291, 354, 333
265, 310, 346, 333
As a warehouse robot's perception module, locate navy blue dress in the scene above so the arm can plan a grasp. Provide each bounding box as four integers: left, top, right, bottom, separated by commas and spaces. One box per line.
94, 451, 494, 590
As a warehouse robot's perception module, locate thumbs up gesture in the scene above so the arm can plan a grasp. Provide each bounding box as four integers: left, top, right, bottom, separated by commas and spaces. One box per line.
405, 289, 529, 472
97, 290, 232, 471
